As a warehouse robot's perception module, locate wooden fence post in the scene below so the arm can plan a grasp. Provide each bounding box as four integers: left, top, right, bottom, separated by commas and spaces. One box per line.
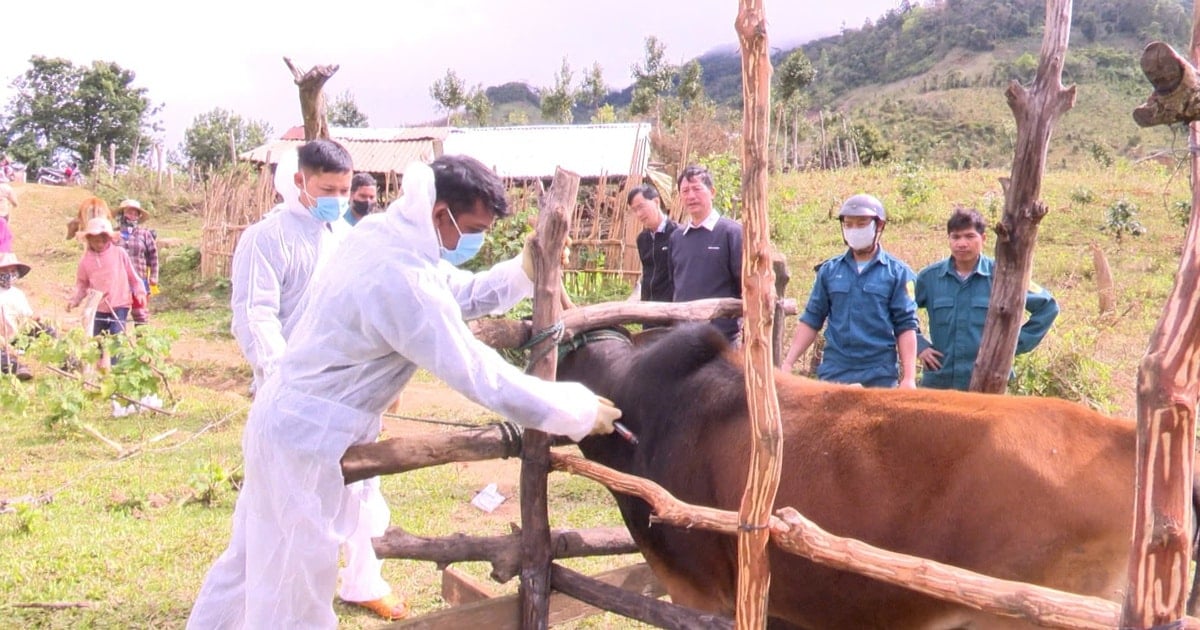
519, 167, 579, 629
734, 2, 782, 629
1121, 4, 1200, 627
969, 0, 1076, 393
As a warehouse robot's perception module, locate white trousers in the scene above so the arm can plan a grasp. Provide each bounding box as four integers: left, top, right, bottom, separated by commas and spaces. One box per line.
186, 383, 384, 630
336, 477, 392, 602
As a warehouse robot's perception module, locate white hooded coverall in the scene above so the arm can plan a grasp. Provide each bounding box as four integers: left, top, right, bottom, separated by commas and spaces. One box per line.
223, 152, 391, 610
187, 162, 599, 629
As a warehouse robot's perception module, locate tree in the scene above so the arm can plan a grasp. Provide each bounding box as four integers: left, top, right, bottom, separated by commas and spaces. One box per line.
181, 108, 272, 172
430, 69, 467, 123
464, 86, 492, 127
1, 56, 157, 170
328, 90, 369, 128
677, 60, 705, 106
630, 36, 676, 118
774, 50, 815, 171
540, 57, 576, 124
579, 62, 607, 109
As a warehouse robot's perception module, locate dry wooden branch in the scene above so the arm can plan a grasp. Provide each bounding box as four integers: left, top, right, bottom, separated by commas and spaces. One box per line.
970, 0, 1076, 393
520, 167, 579, 628
1134, 41, 1200, 127
1121, 5, 1200, 627
1089, 243, 1116, 316
12, 601, 95, 610
282, 57, 338, 141
340, 423, 550, 484
735, 1, 781, 628
550, 563, 732, 630
549, 452, 1200, 629
373, 525, 638, 583
388, 563, 664, 629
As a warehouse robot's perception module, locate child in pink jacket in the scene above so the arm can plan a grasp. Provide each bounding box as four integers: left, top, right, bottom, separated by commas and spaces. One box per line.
66, 217, 147, 337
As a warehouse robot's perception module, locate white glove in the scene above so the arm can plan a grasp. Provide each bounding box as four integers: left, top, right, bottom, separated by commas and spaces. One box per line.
521, 233, 573, 282
592, 395, 622, 435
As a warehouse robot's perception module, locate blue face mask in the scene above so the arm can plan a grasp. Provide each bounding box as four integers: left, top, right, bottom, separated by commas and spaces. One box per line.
311, 196, 347, 222
301, 174, 348, 222
438, 210, 485, 266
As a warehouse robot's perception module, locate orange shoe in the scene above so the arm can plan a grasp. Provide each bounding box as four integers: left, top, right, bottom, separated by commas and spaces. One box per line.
348, 593, 409, 620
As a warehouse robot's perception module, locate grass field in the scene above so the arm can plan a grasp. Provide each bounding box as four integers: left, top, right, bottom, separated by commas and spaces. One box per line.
0, 157, 1192, 628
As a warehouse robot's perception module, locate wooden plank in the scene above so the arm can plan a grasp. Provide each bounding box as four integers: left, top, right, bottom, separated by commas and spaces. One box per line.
387, 563, 663, 630
440, 567, 495, 606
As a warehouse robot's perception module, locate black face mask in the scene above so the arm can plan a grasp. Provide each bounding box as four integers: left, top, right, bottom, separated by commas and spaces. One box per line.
351, 200, 372, 217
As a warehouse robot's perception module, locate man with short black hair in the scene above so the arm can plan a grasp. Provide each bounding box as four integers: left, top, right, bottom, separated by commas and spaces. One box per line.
627, 184, 676, 303
914, 207, 1059, 390
344, 172, 378, 225
668, 165, 743, 342
188, 154, 620, 629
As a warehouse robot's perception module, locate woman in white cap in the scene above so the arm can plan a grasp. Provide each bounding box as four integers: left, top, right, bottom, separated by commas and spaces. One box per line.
66, 217, 147, 343
116, 199, 158, 324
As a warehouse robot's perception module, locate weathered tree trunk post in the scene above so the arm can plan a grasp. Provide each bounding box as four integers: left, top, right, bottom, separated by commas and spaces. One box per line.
519, 168, 578, 629
969, 0, 1076, 393
1121, 6, 1200, 627
283, 57, 339, 141
1133, 41, 1200, 127
735, 2, 782, 629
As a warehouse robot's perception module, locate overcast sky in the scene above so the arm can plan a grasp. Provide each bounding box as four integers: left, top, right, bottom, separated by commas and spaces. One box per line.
2, 0, 903, 152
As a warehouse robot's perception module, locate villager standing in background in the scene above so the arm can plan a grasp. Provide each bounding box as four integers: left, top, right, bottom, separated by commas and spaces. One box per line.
628, 183, 677, 305
115, 199, 159, 325
343, 172, 379, 226
914, 207, 1059, 390
668, 165, 743, 343
782, 193, 919, 388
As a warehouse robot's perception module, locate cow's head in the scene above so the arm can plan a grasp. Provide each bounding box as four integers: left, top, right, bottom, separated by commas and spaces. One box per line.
557, 322, 745, 471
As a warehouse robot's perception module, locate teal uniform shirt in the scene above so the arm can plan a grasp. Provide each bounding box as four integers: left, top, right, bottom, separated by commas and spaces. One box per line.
799, 247, 918, 387
914, 255, 1059, 390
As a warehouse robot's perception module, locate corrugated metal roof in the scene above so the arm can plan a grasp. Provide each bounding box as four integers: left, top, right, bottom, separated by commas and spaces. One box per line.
243, 123, 651, 180
279, 126, 453, 142
442, 123, 651, 179
240, 139, 438, 174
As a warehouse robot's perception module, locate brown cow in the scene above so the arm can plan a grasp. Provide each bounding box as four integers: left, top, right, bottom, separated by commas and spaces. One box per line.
66, 196, 113, 241
557, 323, 1200, 629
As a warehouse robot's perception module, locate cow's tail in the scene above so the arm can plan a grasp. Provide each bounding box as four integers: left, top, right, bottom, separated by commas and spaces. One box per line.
1188, 467, 1200, 616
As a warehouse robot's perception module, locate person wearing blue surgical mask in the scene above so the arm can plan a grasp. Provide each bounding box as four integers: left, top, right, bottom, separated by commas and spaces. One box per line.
188, 154, 621, 629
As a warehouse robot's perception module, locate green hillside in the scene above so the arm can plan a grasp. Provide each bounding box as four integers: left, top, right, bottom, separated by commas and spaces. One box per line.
483, 0, 1195, 169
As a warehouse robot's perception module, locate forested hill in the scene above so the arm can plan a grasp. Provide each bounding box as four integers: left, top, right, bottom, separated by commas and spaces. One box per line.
781, 0, 1189, 107
765, 0, 1197, 167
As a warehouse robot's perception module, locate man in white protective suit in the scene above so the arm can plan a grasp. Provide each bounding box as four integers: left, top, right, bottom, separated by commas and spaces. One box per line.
187, 154, 622, 629
221, 138, 407, 621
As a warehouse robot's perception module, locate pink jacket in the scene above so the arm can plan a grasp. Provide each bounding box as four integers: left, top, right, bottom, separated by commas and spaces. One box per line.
70, 242, 146, 313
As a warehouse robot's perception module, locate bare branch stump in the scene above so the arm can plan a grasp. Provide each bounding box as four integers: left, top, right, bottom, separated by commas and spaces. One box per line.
283, 57, 338, 141
1133, 41, 1200, 127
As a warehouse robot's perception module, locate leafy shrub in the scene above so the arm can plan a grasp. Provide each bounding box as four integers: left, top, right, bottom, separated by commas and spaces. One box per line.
1098, 198, 1146, 243
1010, 329, 1117, 412
1070, 186, 1096, 206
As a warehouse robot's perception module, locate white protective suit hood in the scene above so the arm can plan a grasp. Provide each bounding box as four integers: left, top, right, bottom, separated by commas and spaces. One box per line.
228, 147, 348, 389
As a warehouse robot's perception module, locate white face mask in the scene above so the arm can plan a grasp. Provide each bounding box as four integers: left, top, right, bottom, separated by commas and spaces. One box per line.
843, 225, 877, 251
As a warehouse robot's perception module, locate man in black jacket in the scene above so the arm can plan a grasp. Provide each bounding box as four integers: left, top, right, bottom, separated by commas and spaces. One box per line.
628, 184, 677, 303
